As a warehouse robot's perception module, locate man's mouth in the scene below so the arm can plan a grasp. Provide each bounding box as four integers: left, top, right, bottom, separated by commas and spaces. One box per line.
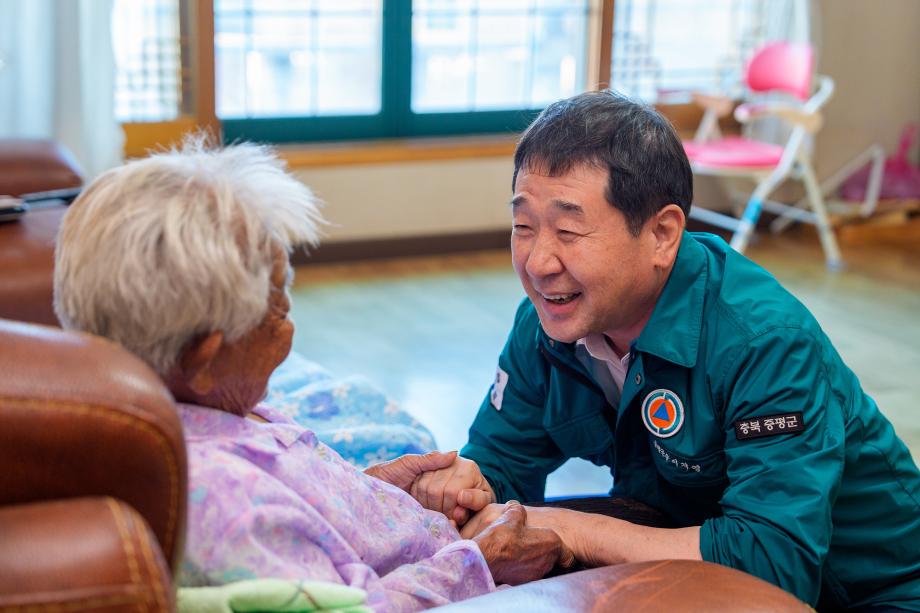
541, 292, 582, 305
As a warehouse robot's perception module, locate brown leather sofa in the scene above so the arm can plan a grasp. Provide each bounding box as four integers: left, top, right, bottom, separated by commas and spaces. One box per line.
0, 138, 84, 327
0, 139, 84, 197
0, 206, 66, 326
0, 319, 187, 613
439, 560, 810, 612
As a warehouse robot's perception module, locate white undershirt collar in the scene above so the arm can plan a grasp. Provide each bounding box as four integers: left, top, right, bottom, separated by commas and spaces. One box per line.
577, 333, 632, 393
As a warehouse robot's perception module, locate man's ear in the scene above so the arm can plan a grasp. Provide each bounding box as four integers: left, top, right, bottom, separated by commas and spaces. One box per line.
650, 204, 685, 268
178, 331, 224, 396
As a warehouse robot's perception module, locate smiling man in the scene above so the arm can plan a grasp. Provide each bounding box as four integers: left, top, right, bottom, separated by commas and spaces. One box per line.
410, 91, 920, 611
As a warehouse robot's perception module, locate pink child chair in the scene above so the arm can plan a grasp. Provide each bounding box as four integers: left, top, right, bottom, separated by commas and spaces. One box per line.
684, 42, 842, 269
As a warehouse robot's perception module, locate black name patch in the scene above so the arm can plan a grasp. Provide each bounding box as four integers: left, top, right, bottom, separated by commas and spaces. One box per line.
734, 412, 805, 440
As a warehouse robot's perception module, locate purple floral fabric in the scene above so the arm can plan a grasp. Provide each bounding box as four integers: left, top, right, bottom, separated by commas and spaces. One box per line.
177, 402, 495, 612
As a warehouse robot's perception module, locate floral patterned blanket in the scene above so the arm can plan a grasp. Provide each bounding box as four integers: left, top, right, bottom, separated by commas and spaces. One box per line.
266, 352, 437, 468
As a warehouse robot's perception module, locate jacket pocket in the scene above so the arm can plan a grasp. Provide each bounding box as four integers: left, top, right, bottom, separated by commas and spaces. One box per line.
648, 437, 727, 487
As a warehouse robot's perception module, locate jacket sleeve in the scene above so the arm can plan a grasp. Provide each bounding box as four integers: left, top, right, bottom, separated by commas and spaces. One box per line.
699, 327, 846, 606
460, 299, 566, 503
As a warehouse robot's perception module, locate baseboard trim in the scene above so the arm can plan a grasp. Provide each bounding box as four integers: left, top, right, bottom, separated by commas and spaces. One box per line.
292, 229, 510, 265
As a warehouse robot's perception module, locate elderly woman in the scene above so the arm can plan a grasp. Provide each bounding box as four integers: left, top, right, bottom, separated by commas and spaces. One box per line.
53, 142, 571, 611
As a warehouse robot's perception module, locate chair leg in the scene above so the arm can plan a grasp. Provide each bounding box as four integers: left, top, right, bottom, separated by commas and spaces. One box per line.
729, 196, 762, 253
729, 173, 782, 254
799, 159, 844, 270
769, 198, 806, 234
771, 144, 885, 233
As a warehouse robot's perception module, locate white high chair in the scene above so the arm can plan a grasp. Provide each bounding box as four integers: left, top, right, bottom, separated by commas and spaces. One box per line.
684, 42, 842, 270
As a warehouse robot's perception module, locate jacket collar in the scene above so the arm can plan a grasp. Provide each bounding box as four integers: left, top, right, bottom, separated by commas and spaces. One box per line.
632, 231, 708, 368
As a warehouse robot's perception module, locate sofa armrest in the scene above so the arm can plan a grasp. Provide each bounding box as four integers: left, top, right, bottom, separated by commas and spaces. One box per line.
435, 560, 809, 612
0, 497, 175, 612
0, 320, 187, 573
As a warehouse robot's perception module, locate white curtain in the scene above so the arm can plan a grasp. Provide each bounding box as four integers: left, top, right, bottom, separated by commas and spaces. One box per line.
0, 0, 123, 180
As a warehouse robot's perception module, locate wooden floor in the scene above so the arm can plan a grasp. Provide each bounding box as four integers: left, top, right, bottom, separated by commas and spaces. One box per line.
290, 229, 920, 497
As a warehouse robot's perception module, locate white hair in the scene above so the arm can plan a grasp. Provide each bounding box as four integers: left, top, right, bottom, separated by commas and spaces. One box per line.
54, 139, 323, 374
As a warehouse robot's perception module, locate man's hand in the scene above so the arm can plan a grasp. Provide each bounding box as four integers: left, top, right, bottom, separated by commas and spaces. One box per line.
364, 450, 457, 492
459, 503, 506, 539
463, 504, 584, 563
471, 501, 575, 585
465, 503, 702, 569
410, 456, 495, 526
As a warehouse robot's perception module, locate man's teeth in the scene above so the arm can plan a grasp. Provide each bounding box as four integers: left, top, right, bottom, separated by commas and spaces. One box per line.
544, 293, 579, 304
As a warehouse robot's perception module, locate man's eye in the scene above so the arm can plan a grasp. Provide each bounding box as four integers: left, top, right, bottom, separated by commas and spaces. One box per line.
512, 224, 532, 234
558, 229, 580, 239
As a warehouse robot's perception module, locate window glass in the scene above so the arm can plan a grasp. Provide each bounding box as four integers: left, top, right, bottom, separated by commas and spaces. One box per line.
412, 0, 589, 113
113, 0, 595, 141
112, 0, 181, 122
214, 0, 382, 118
611, 0, 764, 102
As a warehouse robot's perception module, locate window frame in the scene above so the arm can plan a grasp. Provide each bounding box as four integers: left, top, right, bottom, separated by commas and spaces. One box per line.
220, 2, 585, 144
121, 0, 628, 158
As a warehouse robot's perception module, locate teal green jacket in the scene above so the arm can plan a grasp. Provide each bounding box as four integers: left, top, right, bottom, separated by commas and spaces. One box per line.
462, 232, 920, 610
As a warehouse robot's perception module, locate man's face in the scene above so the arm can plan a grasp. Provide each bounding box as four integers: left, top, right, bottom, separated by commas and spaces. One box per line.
511, 163, 660, 344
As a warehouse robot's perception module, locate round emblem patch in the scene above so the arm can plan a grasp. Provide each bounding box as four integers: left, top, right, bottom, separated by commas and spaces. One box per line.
641, 389, 684, 438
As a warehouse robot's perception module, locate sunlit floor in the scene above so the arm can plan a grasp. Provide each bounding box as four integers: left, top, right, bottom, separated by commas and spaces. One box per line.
290, 229, 920, 498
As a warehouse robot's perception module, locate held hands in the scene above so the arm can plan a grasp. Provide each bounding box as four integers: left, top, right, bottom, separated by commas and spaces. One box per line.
462, 503, 583, 565
468, 501, 575, 585
367, 454, 575, 582
459, 502, 507, 539
365, 451, 496, 527
363, 450, 458, 492
409, 455, 496, 527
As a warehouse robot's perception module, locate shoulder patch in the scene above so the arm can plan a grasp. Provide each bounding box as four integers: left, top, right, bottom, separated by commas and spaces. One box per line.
490, 366, 509, 411
734, 412, 805, 440
641, 389, 685, 438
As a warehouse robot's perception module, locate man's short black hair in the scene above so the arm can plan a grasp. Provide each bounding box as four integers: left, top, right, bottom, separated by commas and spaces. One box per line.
512, 90, 693, 235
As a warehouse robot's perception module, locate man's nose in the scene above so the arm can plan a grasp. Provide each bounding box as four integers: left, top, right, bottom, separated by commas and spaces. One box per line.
525, 235, 563, 279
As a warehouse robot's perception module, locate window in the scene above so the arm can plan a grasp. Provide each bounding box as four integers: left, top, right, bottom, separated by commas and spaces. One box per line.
112, 0, 183, 122
113, 0, 600, 145
610, 0, 767, 103
219, 0, 594, 142
411, 0, 587, 113
214, 0, 383, 119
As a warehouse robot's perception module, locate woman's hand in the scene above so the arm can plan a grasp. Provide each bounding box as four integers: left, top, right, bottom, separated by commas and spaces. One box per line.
470, 501, 575, 585
410, 456, 495, 527
363, 450, 457, 492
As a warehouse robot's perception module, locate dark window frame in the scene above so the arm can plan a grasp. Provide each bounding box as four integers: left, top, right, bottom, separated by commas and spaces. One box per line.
221, 1, 589, 144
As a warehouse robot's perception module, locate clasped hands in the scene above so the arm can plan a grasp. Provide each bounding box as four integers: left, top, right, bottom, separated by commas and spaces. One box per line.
364, 451, 575, 585
365, 450, 574, 584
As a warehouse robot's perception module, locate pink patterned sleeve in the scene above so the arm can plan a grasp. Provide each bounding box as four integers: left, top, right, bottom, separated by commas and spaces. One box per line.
181, 443, 494, 612
368, 540, 494, 611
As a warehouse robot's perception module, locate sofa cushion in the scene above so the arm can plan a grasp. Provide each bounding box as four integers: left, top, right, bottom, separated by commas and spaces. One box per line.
0, 139, 84, 197
0, 206, 66, 326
